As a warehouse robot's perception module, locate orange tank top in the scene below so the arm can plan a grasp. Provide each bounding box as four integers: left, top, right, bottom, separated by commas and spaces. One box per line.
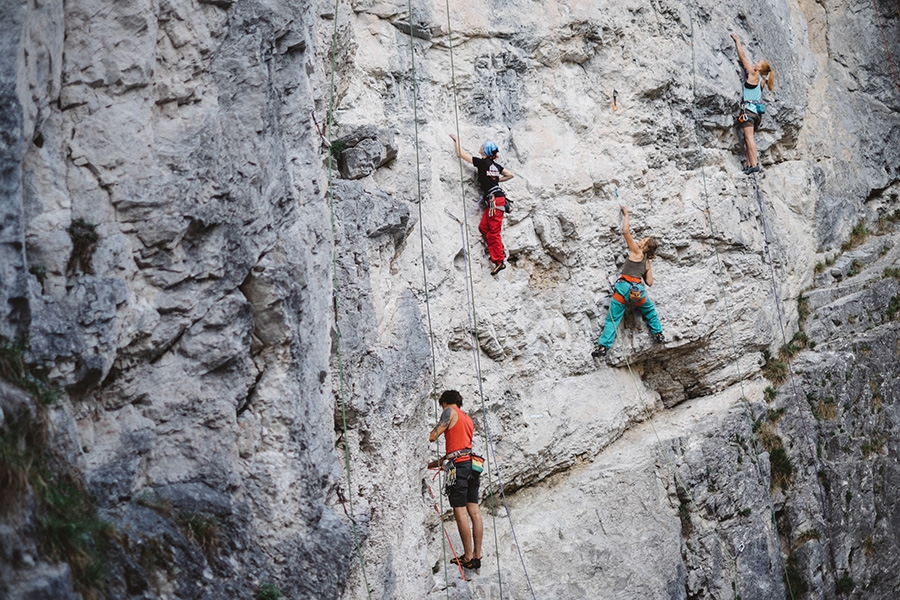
445, 405, 474, 463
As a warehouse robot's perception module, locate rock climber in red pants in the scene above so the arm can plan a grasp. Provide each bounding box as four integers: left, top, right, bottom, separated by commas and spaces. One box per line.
450, 134, 515, 275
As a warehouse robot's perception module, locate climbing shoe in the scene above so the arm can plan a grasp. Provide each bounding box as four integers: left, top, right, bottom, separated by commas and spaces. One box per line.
653, 332, 666, 344
591, 345, 608, 358
490, 262, 507, 276
451, 555, 481, 569
743, 165, 760, 175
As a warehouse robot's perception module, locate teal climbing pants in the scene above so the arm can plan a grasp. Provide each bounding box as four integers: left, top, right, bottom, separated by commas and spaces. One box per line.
597, 280, 663, 349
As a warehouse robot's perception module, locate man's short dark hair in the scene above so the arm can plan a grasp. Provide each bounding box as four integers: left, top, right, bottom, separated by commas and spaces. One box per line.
439, 390, 463, 407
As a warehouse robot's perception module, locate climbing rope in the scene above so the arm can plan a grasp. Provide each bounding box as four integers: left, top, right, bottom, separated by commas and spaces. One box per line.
871, 0, 900, 99
440, 3, 510, 596
602, 187, 741, 597
324, 1, 373, 597
403, 2, 454, 595
749, 175, 840, 587
426, 474, 467, 581
445, 209, 537, 600
439, 15, 543, 595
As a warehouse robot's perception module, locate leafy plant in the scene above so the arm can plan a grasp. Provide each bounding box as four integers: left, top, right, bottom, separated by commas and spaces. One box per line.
762, 350, 788, 385
177, 512, 219, 558
769, 446, 794, 490
328, 140, 347, 161
840, 220, 869, 251
28, 265, 47, 285
677, 500, 692, 538
0, 338, 60, 407
886, 293, 900, 321
783, 557, 809, 599
797, 294, 810, 328
36, 471, 112, 598
257, 583, 283, 600
835, 574, 854, 593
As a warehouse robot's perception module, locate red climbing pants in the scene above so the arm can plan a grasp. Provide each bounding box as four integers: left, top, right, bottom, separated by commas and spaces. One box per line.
478, 196, 506, 265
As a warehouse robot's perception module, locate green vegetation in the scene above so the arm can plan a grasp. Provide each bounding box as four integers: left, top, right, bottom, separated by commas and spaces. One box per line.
179, 513, 219, 556
328, 140, 347, 161
66, 218, 99, 275
783, 557, 809, 599
0, 338, 61, 406
37, 472, 111, 596
797, 294, 810, 328
767, 407, 785, 423
0, 337, 109, 598
840, 220, 869, 251
883, 266, 900, 279
861, 435, 885, 457
257, 583, 283, 600
762, 350, 788, 386
813, 397, 837, 421
770, 447, 794, 490
1, 427, 110, 596
847, 259, 863, 277
678, 500, 693, 538
863, 535, 876, 558
877, 208, 900, 233
28, 265, 47, 285
763, 386, 777, 403
137, 493, 219, 559
870, 379, 883, 411
886, 293, 900, 321
778, 331, 809, 362
836, 574, 854, 593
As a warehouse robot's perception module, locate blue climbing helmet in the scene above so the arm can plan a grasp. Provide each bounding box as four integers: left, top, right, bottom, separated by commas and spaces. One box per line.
482, 140, 499, 157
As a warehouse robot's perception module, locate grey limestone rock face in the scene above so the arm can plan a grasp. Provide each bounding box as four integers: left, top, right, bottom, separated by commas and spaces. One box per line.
2, 0, 900, 598
335, 125, 399, 179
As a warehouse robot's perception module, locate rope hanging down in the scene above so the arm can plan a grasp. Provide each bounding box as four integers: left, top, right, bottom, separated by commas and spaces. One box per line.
403, 1, 454, 595
748, 175, 840, 588
604, 184, 740, 596
444, 210, 537, 600
441, 1, 510, 596
439, 8, 544, 600
324, 0, 372, 597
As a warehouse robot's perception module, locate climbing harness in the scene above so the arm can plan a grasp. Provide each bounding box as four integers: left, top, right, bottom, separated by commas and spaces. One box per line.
479, 185, 512, 215
684, 2, 839, 594
611, 274, 649, 307
444, 208, 537, 600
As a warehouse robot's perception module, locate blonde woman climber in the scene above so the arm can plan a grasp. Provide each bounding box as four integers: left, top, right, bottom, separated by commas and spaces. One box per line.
731, 32, 774, 175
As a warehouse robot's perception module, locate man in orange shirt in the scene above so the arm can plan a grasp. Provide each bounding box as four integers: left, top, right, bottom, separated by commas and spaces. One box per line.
428, 390, 483, 570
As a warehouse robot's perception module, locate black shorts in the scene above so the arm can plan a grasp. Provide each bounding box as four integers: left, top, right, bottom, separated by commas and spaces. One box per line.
738, 109, 762, 131
446, 460, 481, 508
